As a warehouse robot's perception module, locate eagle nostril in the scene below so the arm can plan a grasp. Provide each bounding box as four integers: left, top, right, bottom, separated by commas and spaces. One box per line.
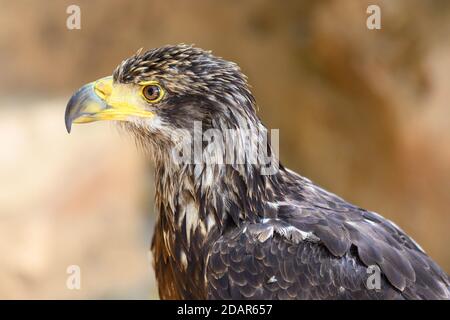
93, 77, 113, 100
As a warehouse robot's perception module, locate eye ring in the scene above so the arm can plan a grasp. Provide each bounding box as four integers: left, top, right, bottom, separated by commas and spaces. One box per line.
140, 82, 164, 103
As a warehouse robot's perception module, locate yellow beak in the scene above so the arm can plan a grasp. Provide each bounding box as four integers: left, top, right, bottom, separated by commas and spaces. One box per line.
65, 76, 154, 133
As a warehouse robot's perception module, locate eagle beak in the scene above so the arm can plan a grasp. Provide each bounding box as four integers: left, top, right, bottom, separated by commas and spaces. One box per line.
65, 76, 154, 133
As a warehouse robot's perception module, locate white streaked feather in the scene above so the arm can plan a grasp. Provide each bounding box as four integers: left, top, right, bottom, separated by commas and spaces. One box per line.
180, 250, 188, 270
185, 201, 199, 247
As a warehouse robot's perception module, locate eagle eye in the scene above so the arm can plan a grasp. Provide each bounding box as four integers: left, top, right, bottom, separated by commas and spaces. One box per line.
141, 83, 164, 103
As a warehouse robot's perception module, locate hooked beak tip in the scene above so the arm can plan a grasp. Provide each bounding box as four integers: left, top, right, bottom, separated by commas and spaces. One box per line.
64, 96, 76, 133
65, 120, 72, 134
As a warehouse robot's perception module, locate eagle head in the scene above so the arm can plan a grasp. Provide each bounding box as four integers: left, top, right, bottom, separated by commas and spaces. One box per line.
65, 44, 260, 160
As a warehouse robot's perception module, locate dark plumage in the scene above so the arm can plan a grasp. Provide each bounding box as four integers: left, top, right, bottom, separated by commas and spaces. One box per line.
65, 44, 450, 300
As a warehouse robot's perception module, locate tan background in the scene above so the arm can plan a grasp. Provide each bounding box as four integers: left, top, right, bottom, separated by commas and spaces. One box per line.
0, 0, 449, 299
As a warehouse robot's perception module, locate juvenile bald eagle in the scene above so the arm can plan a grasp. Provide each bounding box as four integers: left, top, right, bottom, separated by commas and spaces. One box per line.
65, 44, 449, 300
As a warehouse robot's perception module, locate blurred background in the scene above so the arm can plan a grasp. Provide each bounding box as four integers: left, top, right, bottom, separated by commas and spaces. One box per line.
0, 0, 449, 299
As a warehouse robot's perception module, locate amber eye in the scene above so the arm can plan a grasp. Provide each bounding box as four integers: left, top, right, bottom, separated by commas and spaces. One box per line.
142, 84, 163, 103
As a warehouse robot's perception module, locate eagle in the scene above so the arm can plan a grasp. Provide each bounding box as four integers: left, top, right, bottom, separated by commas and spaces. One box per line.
65, 44, 449, 300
